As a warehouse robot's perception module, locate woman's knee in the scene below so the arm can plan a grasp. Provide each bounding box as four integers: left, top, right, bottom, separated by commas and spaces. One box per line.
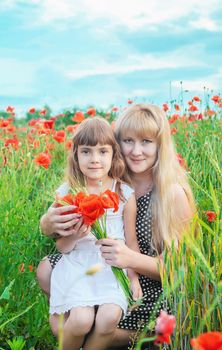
66, 307, 95, 336
36, 257, 52, 294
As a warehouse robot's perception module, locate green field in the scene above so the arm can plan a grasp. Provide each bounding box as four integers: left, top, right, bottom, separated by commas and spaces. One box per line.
0, 96, 221, 349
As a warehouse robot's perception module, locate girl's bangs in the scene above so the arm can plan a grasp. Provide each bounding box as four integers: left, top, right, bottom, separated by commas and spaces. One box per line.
75, 121, 114, 146
120, 112, 160, 140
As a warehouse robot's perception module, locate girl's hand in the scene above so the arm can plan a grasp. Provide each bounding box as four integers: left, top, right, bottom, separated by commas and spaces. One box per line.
96, 238, 134, 269
130, 278, 143, 301
40, 202, 85, 237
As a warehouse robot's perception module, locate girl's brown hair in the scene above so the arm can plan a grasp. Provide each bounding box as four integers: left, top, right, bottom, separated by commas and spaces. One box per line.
66, 117, 126, 196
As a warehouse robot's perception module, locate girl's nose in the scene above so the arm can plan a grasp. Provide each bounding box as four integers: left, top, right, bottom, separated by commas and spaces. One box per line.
90, 152, 99, 162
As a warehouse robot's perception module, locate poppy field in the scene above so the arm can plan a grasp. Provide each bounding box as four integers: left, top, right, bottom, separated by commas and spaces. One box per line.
0, 95, 222, 350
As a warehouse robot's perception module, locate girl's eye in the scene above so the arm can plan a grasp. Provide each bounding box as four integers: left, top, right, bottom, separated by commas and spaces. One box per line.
100, 149, 108, 154
81, 150, 89, 154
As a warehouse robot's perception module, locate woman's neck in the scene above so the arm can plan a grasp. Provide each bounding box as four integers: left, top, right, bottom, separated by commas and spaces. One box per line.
131, 172, 153, 198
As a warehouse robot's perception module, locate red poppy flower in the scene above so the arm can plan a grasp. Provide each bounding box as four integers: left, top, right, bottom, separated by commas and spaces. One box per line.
66, 124, 79, 133
87, 108, 96, 116
162, 103, 169, 112
6, 106, 14, 113
33, 152, 51, 169
205, 211, 216, 222
154, 311, 176, 345
79, 195, 105, 225
211, 95, 220, 104
171, 127, 177, 135
72, 111, 85, 123
53, 130, 66, 143
5, 138, 19, 150
177, 153, 186, 168
29, 265, 33, 272
42, 119, 54, 129
0, 119, 10, 128
65, 140, 73, 150
111, 106, 118, 112
169, 114, 179, 124
174, 104, 180, 111
193, 96, 201, 102
188, 104, 198, 112
128, 99, 133, 104
100, 190, 119, 212
190, 332, 222, 350
29, 107, 36, 114
39, 108, 47, 116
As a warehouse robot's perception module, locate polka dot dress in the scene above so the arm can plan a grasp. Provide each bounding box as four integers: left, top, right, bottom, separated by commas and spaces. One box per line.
118, 191, 163, 331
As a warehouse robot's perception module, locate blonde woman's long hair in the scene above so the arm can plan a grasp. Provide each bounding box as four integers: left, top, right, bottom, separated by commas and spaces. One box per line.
66, 117, 125, 196
115, 104, 196, 253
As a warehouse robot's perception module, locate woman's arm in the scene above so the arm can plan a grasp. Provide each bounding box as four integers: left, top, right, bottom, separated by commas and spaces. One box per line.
40, 202, 82, 237
97, 238, 162, 281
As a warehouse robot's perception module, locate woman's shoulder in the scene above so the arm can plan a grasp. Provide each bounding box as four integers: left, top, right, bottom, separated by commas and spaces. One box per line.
55, 182, 70, 196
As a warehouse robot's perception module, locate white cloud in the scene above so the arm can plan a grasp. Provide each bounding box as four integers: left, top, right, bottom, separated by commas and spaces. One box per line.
1, 0, 221, 31
63, 45, 207, 80
171, 69, 222, 92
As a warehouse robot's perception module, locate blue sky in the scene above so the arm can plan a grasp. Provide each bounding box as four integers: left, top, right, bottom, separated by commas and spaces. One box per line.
0, 0, 222, 116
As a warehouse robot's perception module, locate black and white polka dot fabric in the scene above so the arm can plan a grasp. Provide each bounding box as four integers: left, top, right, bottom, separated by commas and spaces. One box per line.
118, 191, 163, 331
48, 253, 62, 268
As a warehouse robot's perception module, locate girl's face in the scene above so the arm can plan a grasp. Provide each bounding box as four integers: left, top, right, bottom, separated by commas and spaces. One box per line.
77, 143, 113, 182
120, 132, 158, 175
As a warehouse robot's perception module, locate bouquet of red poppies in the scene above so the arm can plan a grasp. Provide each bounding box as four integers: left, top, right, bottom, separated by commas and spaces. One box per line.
56, 189, 135, 307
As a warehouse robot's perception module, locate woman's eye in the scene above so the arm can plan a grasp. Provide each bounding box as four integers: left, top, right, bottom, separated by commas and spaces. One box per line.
123, 139, 133, 144
81, 150, 89, 154
100, 150, 108, 154
142, 139, 152, 144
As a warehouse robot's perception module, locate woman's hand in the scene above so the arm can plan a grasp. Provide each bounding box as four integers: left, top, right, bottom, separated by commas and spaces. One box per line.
130, 278, 143, 301
40, 202, 89, 238
96, 238, 134, 269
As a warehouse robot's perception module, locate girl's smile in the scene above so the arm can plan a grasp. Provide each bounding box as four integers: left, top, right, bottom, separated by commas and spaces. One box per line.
77, 143, 113, 183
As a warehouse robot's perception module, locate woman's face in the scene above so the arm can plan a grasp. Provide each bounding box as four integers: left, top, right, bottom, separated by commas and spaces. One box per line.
120, 132, 158, 175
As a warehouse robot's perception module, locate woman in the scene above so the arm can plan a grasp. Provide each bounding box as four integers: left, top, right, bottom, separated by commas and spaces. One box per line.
37, 104, 195, 348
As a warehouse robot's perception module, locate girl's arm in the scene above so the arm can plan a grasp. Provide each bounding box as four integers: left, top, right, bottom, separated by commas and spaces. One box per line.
56, 220, 91, 253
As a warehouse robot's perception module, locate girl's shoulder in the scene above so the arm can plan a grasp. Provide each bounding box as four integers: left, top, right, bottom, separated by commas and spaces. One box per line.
55, 182, 70, 196
119, 182, 134, 202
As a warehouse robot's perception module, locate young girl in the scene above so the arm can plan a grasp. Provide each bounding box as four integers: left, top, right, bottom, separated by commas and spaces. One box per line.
48, 117, 142, 350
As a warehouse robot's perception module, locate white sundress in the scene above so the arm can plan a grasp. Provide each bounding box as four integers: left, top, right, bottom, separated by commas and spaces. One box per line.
49, 181, 134, 315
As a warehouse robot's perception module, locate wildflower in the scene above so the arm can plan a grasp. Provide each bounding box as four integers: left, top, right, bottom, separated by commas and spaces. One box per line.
169, 114, 179, 124
29, 265, 33, 272
171, 127, 177, 135
211, 95, 220, 104
6, 106, 14, 113
33, 152, 51, 169
154, 311, 176, 345
65, 140, 73, 150
128, 99, 133, 104
28, 107, 36, 114
86, 264, 102, 276
39, 108, 47, 116
72, 111, 85, 123
174, 103, 180, 111
163, 103, 169, 112
205, 211, 217, 222
188, 104, 198, 112
193, 96, 201, 102
87, 108, 96, 116
5, 138, 19, 150
42, 119, 54, 129
19, 263, 25, 273
111, 106, 118, 112
177, 153, 186, 169
66, 124, 79, 133
190, 331, 222, 350
53, 130, 66, 143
